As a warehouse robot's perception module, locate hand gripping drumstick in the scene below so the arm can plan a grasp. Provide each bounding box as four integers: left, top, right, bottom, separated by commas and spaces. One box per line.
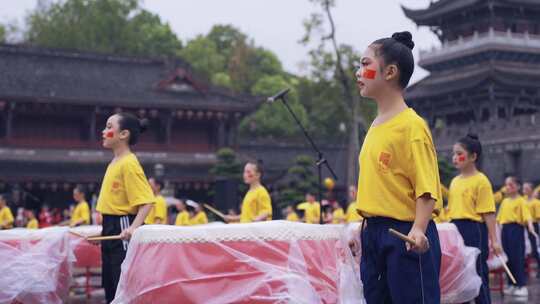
388, 228, 417, 245
495, 254, 517, 285
203, 203, 227, 220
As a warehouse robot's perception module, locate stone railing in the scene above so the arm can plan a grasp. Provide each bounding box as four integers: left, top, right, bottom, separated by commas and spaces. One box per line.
419, 28, 540, 65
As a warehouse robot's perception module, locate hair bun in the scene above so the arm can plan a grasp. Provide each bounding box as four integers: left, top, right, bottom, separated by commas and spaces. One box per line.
466, 133, 479, 141
391, 31, 415, 50
139, 118, 149, 133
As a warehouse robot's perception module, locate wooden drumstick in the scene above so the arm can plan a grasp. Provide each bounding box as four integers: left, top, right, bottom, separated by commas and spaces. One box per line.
68, 231, 86, 238
87, 235, 122, 241
388, 228, 417, 245
495, 254, 517, 285
203, 203, 227, 220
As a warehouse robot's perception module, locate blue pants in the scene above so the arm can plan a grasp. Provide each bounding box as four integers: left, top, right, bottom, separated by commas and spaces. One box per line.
528, 223, 540, 266
452, 219, 491, 304
501, 223, 526, 287
360, 217, 441, 304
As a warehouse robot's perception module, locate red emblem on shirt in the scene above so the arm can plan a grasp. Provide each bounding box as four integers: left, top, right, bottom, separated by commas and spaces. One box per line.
112, 181, 120, 189
378, 152, 392, 172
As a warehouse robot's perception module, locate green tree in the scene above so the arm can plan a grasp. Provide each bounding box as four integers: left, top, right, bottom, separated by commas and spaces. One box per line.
438, 159, 457, 187
178, 36, 225, 81
208, 148, 245, 198
239, 74, 308, 139
277, 155, 319, 211
301, 0, 376, 187
25, 0, 181, 57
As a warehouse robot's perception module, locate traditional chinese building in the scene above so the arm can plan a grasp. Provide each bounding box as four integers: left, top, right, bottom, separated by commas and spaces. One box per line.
403, 0, 540, 185
0, 43, 257, 208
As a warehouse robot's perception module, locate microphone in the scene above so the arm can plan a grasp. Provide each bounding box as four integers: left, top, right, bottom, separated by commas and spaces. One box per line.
266, 88, 290, 103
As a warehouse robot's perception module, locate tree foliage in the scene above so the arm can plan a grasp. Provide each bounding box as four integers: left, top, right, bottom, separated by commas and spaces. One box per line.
25, 0, 181, 57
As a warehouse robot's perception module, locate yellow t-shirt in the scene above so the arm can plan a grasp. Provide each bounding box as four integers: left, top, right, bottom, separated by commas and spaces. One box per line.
26, 218, 38, 229
357, 108, 442, 221
304, 202, 321, 224
447, 172, 496, 222
71, 201, 91, 226
96, 153, 155, 215
145, 195, 168, 224
175, 210, 190, 226
240, 186, 272, 223
189, 211, 208, 225
286, 212, 299, 222
332, 208, 345, 224
345, 201, 362, 223
497, 196, 532, 225
526, 198, 540, 221
0, 206, 14, 229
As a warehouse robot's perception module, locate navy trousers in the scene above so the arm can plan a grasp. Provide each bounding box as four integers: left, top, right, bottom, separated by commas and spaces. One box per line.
452, 219, 491, 304
501, 223, 526, 287
360, 217, 441, 304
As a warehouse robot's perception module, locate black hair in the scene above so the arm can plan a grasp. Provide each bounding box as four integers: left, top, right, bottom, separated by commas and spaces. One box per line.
371, 31, 415, 89
117, 112, 148, 146
457, 133, 482, 162
247, 159, 264, 179
151, 178, 164, 190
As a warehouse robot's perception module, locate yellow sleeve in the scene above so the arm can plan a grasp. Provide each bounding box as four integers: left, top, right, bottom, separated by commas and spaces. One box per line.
257, 189, 272, 219
521, 201, 533, 224
124, 160, 155, 208
475, 179, 496, 214
174, 213, 182, 225
144, 205, 156, 224
155, 197, 167, 221
410, 139, 442, 206
493, 186, 506, 204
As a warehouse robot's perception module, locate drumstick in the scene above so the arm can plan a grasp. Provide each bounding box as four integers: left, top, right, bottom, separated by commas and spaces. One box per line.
68, 231, 86, 238
203, 204, 227, 219
495, 254, 517, 285
87, 235, 122, 241
388, 228, 416, 245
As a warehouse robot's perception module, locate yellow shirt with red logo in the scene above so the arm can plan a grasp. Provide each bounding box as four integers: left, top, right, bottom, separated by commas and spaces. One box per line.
357, 108, 442, 221
96, 153, 155, 215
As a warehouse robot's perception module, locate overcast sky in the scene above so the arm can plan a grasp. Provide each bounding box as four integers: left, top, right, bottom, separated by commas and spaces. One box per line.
2, 0, 440, 83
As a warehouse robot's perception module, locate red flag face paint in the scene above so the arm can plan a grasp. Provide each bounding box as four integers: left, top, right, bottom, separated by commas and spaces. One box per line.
362, 69, 376, 80
458, 155, 466, 163
105, 131, 114, 138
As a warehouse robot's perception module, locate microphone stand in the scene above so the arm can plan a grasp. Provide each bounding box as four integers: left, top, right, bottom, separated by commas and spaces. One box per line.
273, 93, 338, 224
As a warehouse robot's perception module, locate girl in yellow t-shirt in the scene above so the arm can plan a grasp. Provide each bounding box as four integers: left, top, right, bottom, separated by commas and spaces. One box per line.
351, 31, 441, 303
447, 134, 501, 303
523, 182, 540, 276
96, 112, 155, 303
225, 161, 272, 223
498, 176, 538, 296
